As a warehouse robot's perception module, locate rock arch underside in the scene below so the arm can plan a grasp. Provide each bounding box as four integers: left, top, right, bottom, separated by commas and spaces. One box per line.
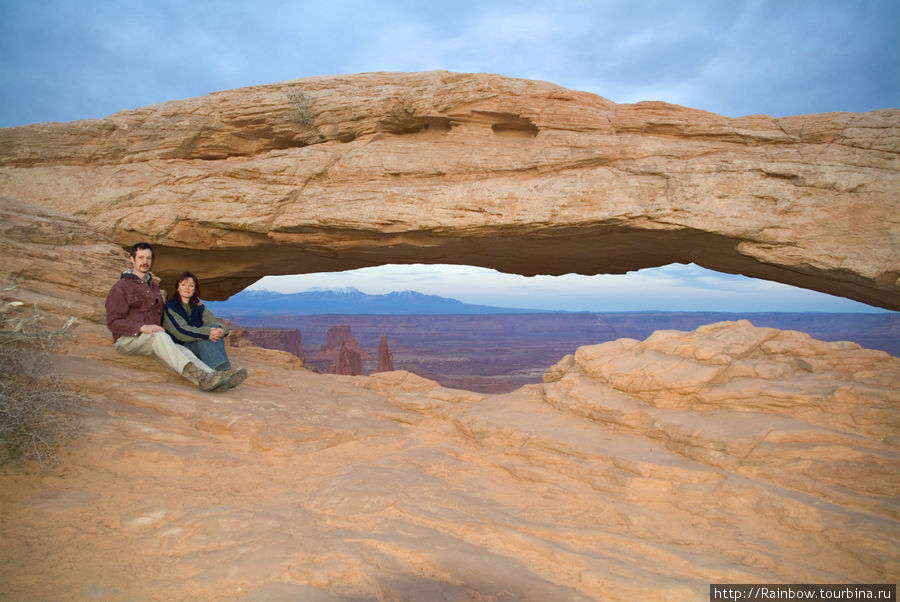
0, 71, 898, 309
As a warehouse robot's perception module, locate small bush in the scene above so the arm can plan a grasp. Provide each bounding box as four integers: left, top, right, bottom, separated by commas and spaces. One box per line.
0, 289, 85, 468
287, 89, 314, 128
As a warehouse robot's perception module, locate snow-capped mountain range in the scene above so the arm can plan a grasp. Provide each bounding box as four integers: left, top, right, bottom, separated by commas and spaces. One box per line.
205, 287, 554, 316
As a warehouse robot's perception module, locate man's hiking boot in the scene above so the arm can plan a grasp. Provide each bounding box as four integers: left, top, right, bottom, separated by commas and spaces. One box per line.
213, 367, 247, 391
183, 363, 230, 392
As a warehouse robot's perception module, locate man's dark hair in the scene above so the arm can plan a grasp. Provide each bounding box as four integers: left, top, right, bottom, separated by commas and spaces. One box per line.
130, 242, 154, 258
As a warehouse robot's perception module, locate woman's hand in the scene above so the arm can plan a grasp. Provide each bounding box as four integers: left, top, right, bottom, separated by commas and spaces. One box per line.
209, 327, 225, 342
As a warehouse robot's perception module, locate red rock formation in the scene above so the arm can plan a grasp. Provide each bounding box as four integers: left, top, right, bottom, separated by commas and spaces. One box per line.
373, 334, 394, 373
312, 325, 370, 363
326, 341, 362, 376
226, 323, 304, 361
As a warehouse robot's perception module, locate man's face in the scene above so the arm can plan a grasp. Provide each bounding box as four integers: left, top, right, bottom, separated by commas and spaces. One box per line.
129, 248, 153, 276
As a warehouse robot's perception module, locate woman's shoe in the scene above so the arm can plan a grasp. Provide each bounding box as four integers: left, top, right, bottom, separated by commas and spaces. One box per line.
213, 367, 247, 391
183, 363, 230, 392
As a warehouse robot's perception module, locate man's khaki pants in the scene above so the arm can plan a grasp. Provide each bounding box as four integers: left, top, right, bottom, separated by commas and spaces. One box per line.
114, 332, 213, 385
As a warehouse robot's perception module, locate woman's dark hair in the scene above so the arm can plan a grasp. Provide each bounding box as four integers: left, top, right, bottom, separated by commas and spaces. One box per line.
174, 271, 201, 307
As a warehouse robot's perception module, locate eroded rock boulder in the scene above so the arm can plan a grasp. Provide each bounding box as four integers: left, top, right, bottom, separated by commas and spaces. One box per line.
0, 71, 897, 308
542, 320, 898, 503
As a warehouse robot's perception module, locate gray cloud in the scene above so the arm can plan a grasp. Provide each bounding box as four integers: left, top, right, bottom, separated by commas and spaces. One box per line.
2, 0, 897, 126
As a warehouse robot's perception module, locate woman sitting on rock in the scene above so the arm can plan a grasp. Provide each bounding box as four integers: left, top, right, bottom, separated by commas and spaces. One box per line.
163, 271, 246, 386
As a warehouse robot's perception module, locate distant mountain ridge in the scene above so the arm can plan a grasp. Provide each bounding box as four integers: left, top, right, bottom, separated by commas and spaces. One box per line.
205, 287, 557, 316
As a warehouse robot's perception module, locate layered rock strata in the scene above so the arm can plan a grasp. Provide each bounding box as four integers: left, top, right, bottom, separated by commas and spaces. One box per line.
226, 324, 304, 361
0, 71, 897, 309
0, 199, 125, 321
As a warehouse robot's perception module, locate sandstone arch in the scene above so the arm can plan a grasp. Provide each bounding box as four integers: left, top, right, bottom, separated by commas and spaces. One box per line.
0, 71, 897, 309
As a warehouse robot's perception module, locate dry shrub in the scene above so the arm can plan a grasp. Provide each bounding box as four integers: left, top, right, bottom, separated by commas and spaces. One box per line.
0, 289, 85, 467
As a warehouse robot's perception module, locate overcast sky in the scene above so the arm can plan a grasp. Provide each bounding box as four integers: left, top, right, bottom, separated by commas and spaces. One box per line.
1, 0, 897, 312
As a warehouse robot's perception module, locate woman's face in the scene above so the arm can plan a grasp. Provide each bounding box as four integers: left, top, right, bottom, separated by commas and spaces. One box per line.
177, 278, 196, 302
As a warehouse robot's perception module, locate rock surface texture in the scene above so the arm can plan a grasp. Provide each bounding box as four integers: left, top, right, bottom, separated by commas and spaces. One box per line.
0, 71, 897, 309
1, 318, 896, 601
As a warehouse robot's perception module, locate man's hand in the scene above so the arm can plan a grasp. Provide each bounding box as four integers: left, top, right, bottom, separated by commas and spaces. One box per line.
139, 324, 164, 335
209, 327, 225, 342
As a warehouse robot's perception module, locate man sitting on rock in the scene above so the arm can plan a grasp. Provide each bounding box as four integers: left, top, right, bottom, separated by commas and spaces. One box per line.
105, 242, 246, 392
